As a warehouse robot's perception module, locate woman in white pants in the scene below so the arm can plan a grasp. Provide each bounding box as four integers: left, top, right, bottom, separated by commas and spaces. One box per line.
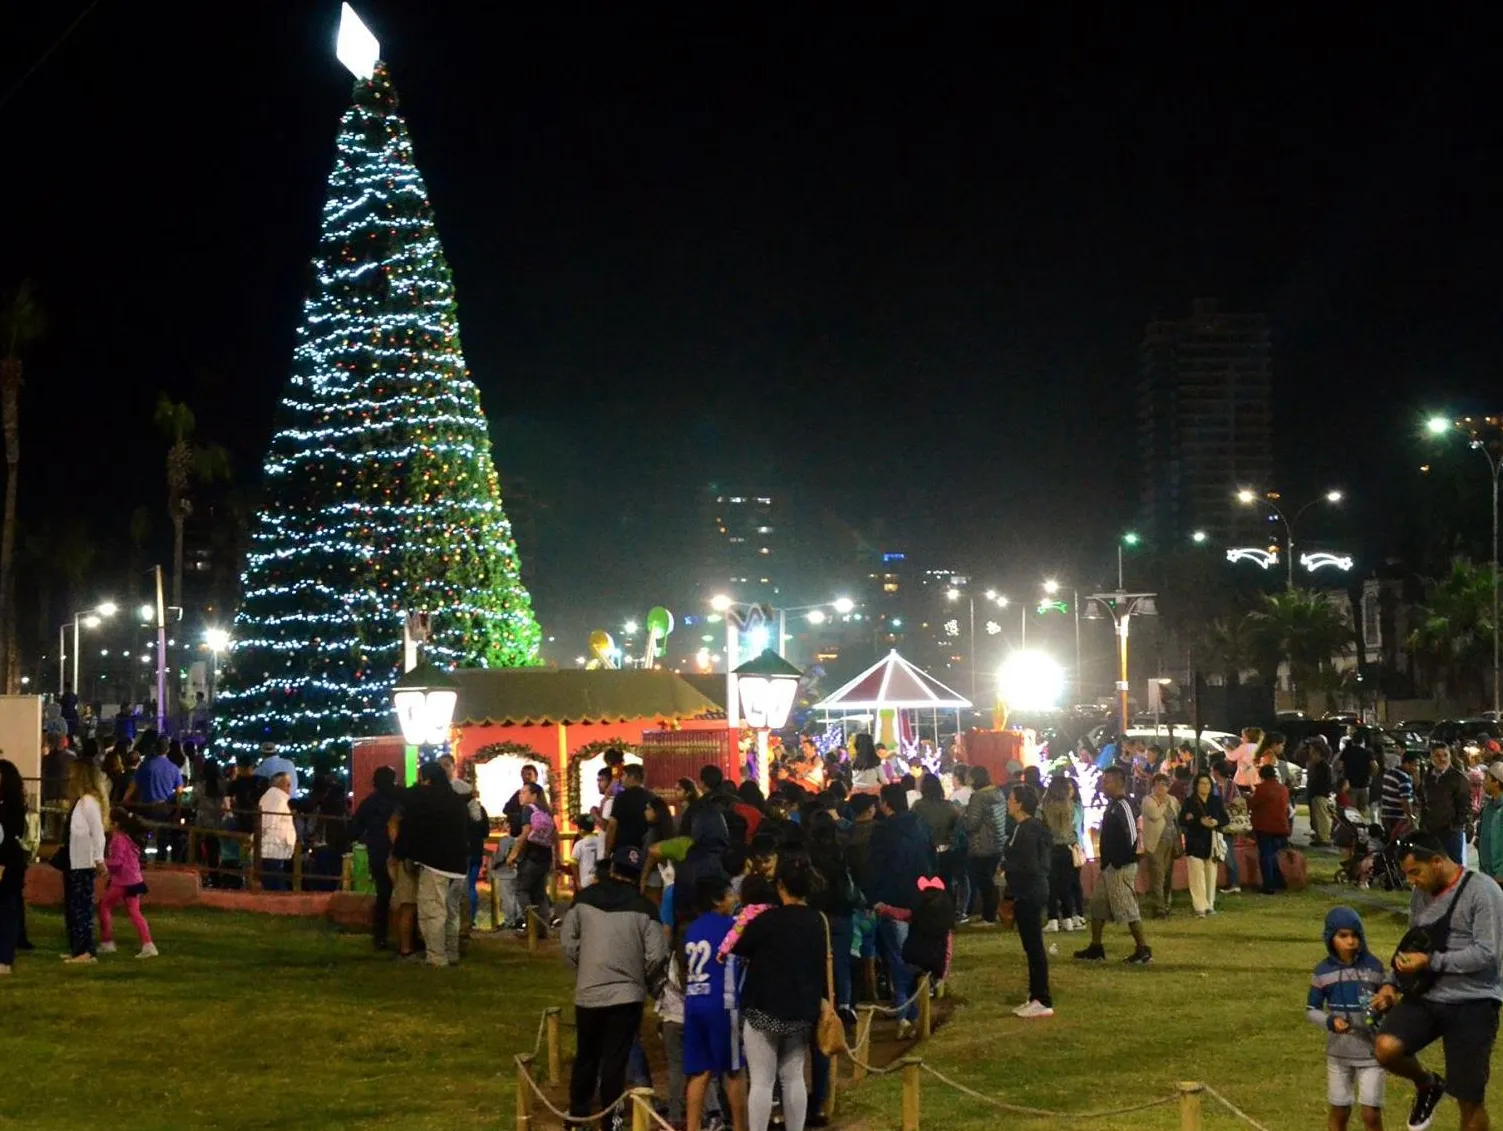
1178, 772, 1227, 917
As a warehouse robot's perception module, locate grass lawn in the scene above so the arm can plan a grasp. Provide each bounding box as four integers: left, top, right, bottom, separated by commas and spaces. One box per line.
0, 881, 1490, 1130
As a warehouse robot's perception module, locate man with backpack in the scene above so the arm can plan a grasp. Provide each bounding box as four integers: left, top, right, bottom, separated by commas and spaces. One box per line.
1370, 832, 1503, 1131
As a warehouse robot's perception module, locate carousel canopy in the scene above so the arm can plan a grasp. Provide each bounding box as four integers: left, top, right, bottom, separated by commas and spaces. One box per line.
451, 669, 724, 726
813, 650, 972, 711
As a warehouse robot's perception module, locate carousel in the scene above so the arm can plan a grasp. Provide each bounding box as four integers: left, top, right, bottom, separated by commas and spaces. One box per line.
812, 650, 971, 760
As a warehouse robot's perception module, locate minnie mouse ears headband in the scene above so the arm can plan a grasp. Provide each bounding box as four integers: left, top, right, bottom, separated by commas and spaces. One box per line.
917, 876, 946, 892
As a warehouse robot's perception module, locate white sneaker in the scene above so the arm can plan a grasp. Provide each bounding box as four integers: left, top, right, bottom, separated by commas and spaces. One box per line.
1011, 1000, 1034, 1016
1069, 917, 1086, 931
136, 944, 159, 959
1042, 919, 1060, 933
1016, 1000, 1055, 1019
97, 942, 118, 955
895, 1019, 915, 1040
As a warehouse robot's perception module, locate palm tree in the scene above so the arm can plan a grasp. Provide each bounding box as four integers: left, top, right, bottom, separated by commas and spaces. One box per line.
1407, 557, 1494, 706
1243, 588, 1355, 708
1204, 614, 1257, 687
0, 280, 43, 692
154, 394, 231, 611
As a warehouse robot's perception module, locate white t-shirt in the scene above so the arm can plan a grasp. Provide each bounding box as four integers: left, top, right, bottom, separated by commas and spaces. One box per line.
950, 785, 973, 807
573, 832, 604, 888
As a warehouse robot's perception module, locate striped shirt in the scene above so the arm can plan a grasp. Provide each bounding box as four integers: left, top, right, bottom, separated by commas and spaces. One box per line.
1380, 767, 1414, 825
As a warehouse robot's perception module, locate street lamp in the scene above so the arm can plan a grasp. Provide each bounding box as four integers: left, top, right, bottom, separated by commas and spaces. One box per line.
773, 597, 857, 660
204, 628, 231, 703
1118, 532, 1140, 589
392, 660, 459, 747
1082, 588, 1158, 739
733, 649, 802, 792
1235, 488, 1344, 590
1427, 414, 1503, 716
946, 585, 1009, 698
59, 600, 118, 696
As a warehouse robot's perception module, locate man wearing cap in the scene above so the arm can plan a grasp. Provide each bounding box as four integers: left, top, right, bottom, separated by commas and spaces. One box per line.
562, 844, 669, 1126
1477, 762, 1503, 885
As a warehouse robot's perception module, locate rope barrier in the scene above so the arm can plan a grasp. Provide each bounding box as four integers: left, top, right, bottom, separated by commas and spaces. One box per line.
515, 1054, 624, 1126
865, 981, 927, 1017
918, 1063, 1181, 1121
1202, 1083, 1276, 1131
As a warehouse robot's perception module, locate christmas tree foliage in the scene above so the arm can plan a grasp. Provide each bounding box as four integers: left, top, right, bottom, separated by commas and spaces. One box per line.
219, 62, 540, 762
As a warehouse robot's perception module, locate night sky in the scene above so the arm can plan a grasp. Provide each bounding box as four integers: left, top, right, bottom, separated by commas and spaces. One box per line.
4, 4, 1500, 651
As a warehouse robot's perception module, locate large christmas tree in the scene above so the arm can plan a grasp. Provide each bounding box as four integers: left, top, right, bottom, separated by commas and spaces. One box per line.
219, 61, 540, 763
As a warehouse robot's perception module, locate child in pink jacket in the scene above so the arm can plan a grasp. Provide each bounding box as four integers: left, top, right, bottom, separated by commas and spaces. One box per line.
99, 810, 157, 958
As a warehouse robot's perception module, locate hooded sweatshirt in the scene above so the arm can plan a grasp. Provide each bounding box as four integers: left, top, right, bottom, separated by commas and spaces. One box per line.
1306, 906, 1385, 1064
1479, 793, 1503, 879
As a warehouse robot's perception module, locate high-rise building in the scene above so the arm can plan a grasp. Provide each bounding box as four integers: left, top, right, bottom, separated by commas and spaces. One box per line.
1138, 299, 1273, 548
703, 486, 780, 605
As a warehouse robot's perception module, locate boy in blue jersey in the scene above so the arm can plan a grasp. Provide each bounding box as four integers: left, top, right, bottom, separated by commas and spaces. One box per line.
1308, 906, 1387, 1130
683, 875, 747, 1131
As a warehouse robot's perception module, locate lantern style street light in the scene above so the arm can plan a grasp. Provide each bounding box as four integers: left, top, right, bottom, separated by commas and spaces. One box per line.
733, 648, 803, 792
392, 661, 459, 747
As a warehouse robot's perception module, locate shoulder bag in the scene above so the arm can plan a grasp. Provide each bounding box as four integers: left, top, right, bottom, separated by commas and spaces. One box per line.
48, 802, 79, 872
1392, 872, 1475, 997
818, 913, 846, 1056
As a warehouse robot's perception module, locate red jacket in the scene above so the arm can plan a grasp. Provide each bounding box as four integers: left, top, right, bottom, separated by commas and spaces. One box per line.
1249, 779, 1291, 836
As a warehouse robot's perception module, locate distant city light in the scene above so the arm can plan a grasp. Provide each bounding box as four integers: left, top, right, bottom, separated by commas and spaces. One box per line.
891, 618, 903, 628
1191, 531, 1209, 544
1325, 490, 1344, 504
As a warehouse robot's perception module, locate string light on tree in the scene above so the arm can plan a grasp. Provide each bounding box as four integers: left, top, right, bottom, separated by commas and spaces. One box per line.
217, 8, 540, 763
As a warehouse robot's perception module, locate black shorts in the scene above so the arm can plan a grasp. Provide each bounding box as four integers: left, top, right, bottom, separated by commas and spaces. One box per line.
1381, 996, 1501, 1105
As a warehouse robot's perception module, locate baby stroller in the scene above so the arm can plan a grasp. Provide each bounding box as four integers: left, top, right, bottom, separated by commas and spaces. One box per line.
1331, 808, 1405, 890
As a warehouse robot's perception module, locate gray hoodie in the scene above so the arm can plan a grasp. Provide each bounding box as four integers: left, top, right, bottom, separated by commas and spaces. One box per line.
1393, 871, 1503, 1005
562, 877, 669, 1008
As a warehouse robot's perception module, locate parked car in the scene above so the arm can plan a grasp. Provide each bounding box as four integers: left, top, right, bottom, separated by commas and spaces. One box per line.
1429, 719, 1502, 747
1397, 719, 1436, 739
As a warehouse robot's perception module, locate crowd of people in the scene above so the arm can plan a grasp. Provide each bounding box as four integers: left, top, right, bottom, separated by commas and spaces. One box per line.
8, 719, 1503, 1131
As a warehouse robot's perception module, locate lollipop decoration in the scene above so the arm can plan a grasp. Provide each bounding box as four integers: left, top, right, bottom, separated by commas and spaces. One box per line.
643, 606, 674, 669
586, 629, 617, 669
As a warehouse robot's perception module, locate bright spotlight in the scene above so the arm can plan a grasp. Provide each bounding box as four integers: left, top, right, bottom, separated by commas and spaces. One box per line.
1122, 532, 1140, 546
81, 615, 101, 629
1191, 531, 1208, 544
997, 651, 1065, 712
138, 603, 156, 623
1426, 416, 1452, 435
1236, 489, 1257, 504
622, 620, 639, 636
1042, 579, 1060, 595
710, 594, 733, 612
832, 596, 855, 614
806, 609, 828, 625
946, 588, 961, 601
1325, 490, 1343, 503
204, 627, 232, 652
96, 601, 119, 617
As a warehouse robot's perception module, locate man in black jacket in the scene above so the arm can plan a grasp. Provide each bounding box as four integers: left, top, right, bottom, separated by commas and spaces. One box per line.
391, 762, 470, 967
1419, 741, 1474, 866
1004, 784, 1054, 1017
1074, 767, 1152, 965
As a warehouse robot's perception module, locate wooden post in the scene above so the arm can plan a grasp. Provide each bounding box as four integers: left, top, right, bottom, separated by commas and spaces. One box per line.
917, 973, 932, 1040
291, 843, 304, 893
490, 872, 502, 931
340, 853, 353, 892
187, 827, 199, 875
852, 1006, 875, 1083
900, 1057, 921, 1131
525, 905, 538, 954
1178, 1082, 1203, 1131
544, 1007, 562, 1087
629, 1087, 655, 1131
251, 828, 263, 892
515, 1055, 533, 1131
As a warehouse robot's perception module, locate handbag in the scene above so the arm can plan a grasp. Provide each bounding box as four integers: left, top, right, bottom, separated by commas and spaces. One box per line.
1068, 843, 1087, 869
1210, 831, 1227, 863
1224, 797, 1252, 836
817, 913, 845, 1057
48, 802, 78, 871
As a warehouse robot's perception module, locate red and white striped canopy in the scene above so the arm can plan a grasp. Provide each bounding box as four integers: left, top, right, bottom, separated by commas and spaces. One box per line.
814, 651, 972, 711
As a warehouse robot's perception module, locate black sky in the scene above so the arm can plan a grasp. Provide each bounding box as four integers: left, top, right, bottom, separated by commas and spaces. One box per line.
3, 4, 1501, 651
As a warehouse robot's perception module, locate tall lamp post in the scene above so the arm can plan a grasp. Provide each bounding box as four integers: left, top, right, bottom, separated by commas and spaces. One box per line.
393, 661, 459, 786
732, 649, 802, 793
1235, 488, 1344, 591
59, 601, 118, 696
1041, 580, 1082, 703
775, 596, 856, 661
203, 627, 231, 703
946, 585, 1008, 702
1082, 589, 1158, 739
1428, 414, 1503, 716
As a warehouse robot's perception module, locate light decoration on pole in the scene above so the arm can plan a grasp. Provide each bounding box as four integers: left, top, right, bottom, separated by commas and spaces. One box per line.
1300, 552, 1354, 574
1226, 547, 1279, 569
217, 29, 540, 763
1235, 487, 1344, 590
734, 649, 803, 793
391, 661, 458, 747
